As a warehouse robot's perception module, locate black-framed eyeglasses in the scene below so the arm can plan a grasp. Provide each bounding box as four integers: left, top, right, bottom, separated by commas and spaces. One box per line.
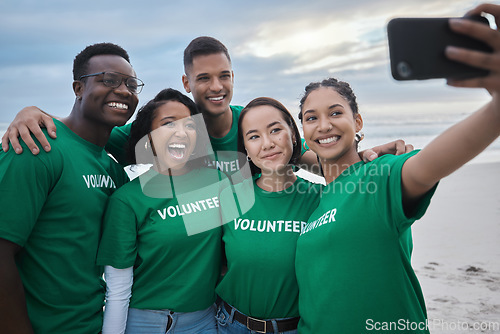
79, 71, 144, 94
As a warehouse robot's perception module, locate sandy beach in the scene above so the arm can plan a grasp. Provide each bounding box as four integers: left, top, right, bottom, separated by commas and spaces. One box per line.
411, 161, 500, 333
297, 159, 500, 333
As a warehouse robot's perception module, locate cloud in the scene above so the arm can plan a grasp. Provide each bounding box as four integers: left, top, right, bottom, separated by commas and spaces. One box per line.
0, 0, 491, 126
231, 0, 481, 78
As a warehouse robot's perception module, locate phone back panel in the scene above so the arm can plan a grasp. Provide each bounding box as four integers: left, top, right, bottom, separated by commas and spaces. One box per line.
387, 17, 492, 80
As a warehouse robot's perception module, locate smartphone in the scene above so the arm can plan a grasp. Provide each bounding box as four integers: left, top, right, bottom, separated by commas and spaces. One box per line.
387, 15, 493, 81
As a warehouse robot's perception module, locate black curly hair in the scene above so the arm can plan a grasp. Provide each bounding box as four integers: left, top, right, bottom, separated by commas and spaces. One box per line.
298, 77, 359, 122
73, 42, 130, 80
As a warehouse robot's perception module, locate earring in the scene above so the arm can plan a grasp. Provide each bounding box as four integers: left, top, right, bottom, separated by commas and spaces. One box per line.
293, 141, 297, 146
355, 132, 364, 142
246, 155, 251, 162
76, 96, 82, 100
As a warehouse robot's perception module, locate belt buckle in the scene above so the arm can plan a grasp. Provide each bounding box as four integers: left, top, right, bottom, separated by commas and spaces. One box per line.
247, 316, 267, 333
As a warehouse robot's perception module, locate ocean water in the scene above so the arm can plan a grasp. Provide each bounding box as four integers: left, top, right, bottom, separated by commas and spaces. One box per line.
2, 113, 500, 164
359, 108, 500, 164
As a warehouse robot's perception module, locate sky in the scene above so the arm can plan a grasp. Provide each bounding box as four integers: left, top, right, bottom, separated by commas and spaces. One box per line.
1, 0, 499, 325
0, 0, 497, 156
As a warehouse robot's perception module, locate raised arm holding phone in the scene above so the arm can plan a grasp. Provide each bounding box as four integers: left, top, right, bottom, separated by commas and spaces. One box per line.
294, 4, 500, 334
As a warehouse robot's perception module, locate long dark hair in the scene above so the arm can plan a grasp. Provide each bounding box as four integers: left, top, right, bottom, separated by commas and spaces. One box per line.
237, 97, 302, 175
127, 88, 205, 167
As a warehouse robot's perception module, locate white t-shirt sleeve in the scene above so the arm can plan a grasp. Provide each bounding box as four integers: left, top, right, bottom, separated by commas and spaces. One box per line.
102, 265, 133, 334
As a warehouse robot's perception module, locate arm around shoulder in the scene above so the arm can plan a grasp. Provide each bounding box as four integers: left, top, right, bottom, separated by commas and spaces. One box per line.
1, 106, 57, 155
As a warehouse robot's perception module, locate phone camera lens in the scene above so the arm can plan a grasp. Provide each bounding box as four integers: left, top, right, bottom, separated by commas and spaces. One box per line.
397, 61, 412, 78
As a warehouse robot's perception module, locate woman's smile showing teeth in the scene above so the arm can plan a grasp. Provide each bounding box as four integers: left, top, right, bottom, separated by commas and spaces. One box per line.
317, 136, 340, 145
168, 143, 187, 160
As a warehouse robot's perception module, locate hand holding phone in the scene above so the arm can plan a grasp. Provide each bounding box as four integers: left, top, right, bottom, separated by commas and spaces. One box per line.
387, 15, 493, 81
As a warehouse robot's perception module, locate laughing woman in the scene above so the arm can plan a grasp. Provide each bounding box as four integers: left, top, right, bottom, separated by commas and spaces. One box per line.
294, 5, 500, 333
97, 88, 226, 334
216, 97, 322, 334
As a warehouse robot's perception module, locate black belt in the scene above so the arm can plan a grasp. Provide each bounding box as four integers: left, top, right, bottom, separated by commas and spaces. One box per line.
223, 301, 299, 333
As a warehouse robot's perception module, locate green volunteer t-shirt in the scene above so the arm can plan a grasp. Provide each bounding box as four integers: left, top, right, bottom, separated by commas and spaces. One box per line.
0, 119, 129, 334
295, 151, 437, 334
97, 167, 228, 312
216, 176, 321, 319
106, 119, 132, 165
206, 105, 243, 175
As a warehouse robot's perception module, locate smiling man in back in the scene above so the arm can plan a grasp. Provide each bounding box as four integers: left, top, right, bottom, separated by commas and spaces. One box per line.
3, 37, 411, 175
0, 43, 140, 334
